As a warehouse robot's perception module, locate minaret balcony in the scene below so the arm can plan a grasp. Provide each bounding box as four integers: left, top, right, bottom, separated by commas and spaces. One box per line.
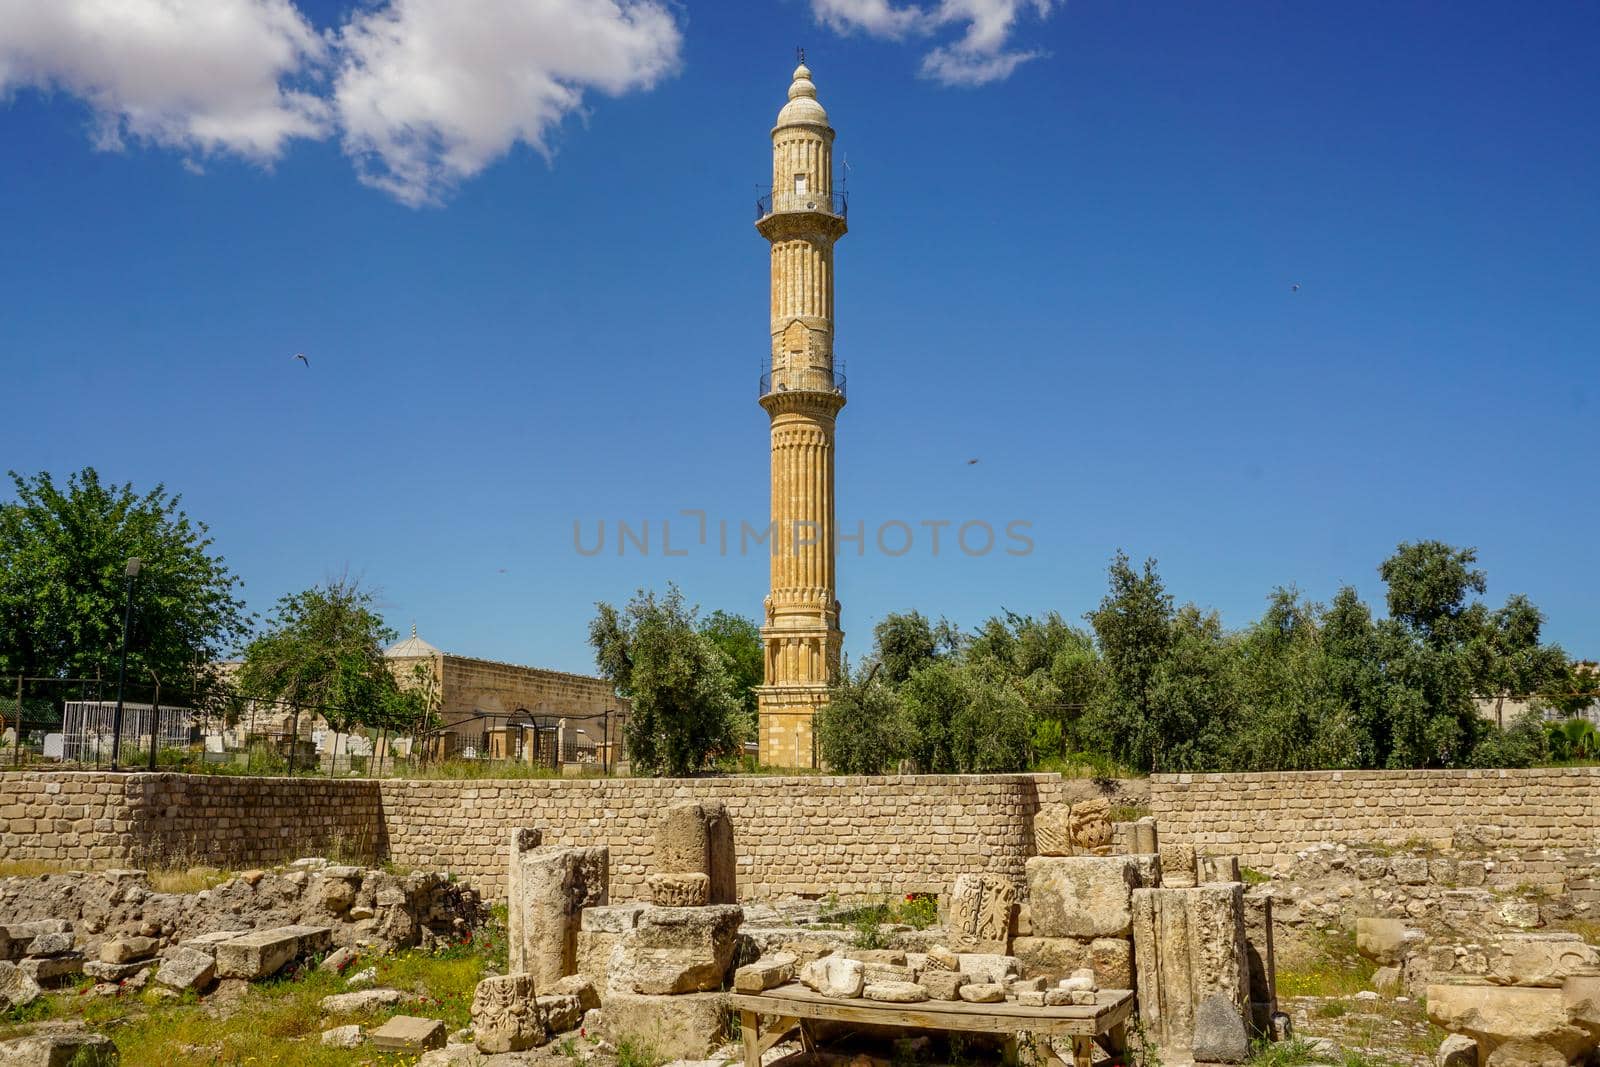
760, 361, 847, 400
756, 189, 847, 221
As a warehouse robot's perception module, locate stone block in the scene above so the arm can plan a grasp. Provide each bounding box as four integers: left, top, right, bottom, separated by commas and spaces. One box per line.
1160, 844, 1197, 888
0, 961, 42, 1011
1197, 855, 1241, 884
552, 974, 600, 1012
607, 905, 742, 995
471, 973, 543, 1053
955, 953, 1020, 984
538, 992, 583, 1034
507, 831, 609, 988
947, 873, 1015, 953
23, 934, 73, 957
799, 956, 864, 998
864, 981, 926, 1003
925, 945, 958, 972
215, 926, 322, 979
958, 983, 1005, 1003
1068, 796, 1114, 853
1133, 817, 1159, 854
1012, 936, 1091, 982
1027, 856, 1142, 938
320, 1025, 364, 1050
1034, 805, 1073, 856
1436, 1033, 1478, 1067
734, 954, 796, 993
647, 873, 709, 907
597, 991, 729, 1060
369, 1015, 447, 1052
655, 801, 737, 905
1356, 918, 1424, 965
1487, 934, 1600, 987
155, 947, 216, 992
580, 905, 646, 934
1132, 885, 1250, 1063
82, 960, 151, 983
1427, 983, 1592, 1066
921, 970, 968, 1000
18, 954, 82, 984
321, 988, 407, 1013
99, 937, 156, 965
862, 962, 918, 985
0, 1031, 119, 1065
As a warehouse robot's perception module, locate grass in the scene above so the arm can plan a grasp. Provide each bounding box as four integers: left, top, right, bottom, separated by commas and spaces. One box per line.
817, 892, 941, 947
1275, 931, 1376, 998
1550, 918, 1600, 945
1241, 866, 1272, 885
616, 1036, 664, 1067
0, 859, 235, 893
1246, 1038, 1404, 1067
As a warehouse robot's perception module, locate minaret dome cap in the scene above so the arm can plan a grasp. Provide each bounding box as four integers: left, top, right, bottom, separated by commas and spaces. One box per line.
777, 62, 829, 128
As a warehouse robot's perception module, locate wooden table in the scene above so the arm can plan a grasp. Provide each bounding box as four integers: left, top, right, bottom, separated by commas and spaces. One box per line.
729, 983, 1133, 1067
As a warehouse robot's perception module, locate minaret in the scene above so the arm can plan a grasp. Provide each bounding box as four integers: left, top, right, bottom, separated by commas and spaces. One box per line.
755, 60, 847, 769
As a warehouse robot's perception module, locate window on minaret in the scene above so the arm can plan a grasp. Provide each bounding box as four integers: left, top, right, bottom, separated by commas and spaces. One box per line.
793, 174, 808, 196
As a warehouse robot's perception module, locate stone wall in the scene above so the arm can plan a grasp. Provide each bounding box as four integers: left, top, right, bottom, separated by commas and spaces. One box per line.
10, 766, 1600, 907
1149, 768, 1600, 867
379, 774, 1119, 901
0, 772, 382, 869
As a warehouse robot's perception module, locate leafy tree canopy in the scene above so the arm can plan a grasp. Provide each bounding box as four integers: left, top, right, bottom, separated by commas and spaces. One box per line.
0, 468, 250, 698
589, 584, 744, 777
236, 578, 396, 733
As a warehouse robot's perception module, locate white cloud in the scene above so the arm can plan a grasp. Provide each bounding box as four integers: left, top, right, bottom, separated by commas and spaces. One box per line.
811, 0, 1054, 86
0, 0, 683, 206
0, 0, 329, 161
332, 0, 682, 206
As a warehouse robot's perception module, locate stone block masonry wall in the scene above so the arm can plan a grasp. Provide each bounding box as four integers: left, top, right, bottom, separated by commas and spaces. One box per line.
1149, 767, 1600, 867
380, 774, 1116, 902
0, 771, 383, 868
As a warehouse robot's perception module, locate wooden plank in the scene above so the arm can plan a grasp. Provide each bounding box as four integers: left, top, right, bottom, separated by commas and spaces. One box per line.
741, 1009, 760, 1067
727, 985, 1134, 1039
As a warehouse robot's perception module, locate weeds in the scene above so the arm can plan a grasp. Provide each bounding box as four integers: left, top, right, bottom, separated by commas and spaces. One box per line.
616, 1036, 664, 1067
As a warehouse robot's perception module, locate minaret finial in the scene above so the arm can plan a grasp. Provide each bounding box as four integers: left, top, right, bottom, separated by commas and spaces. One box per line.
411, 621, 417, 639
796, 46, 805, 65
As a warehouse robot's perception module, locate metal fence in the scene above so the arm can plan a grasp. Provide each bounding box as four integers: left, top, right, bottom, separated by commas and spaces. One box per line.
60, 700, 195, 763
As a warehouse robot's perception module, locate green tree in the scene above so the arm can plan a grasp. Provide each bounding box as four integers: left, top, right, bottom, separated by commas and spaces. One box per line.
871, 611, 940, 686
699, 610, 763, 731
1228, 589, 1361, 771
968, 610, 1101, 757
589, 585, 744, 777
1545, 717, 1599, 762
898, 659, 1032, 773
815, 661, 905, 774
0, 467, 250, 689
1083, 552, 1176, 772
237, 578, 396, 762
1542, 660, 1600, 718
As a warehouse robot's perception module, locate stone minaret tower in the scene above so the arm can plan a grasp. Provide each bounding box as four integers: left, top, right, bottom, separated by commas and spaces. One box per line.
755, 60, 847, 768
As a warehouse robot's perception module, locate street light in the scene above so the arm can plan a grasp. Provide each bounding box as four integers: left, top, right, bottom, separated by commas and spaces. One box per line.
109, 557, 142, 771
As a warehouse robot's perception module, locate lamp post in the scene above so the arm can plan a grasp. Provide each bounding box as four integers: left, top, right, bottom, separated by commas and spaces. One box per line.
109, 557, 142, 771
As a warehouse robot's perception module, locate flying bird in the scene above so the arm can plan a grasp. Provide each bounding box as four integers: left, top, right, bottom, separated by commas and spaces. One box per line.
967, 458, 980, 465
293, 353, 309, 366
1290, 283, 1301, 293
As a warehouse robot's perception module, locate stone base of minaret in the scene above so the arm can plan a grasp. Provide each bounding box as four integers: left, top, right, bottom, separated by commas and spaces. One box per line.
755, 683, 831, 768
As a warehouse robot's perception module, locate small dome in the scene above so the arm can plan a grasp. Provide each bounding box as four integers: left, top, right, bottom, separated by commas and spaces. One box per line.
777, 62, 828, 128
386, 623, 440, 659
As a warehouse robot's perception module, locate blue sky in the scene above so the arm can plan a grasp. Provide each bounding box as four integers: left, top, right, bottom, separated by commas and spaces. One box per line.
2, 0, 1596, 673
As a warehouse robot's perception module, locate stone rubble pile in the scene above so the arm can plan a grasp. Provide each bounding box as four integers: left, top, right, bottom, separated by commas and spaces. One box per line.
0, 858, 483, 967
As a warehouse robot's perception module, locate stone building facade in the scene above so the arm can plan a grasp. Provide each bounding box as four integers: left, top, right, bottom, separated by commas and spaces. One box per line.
384, 629, 627, 763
